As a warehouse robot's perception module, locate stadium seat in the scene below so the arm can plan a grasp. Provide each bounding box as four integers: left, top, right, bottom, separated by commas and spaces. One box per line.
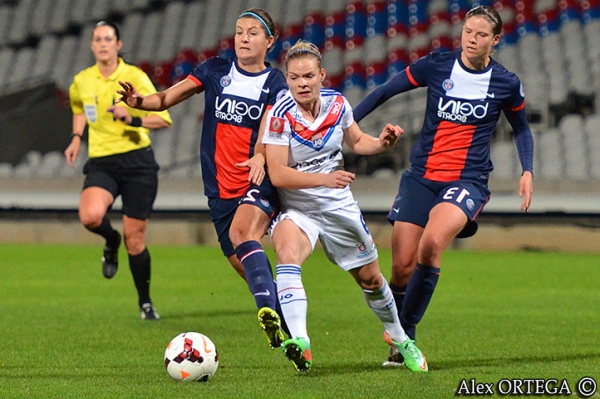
0, 5, 13, 48
491, 140, 518, 179
135, 11, 163, 65
584, 115, 600, 178
178, 1, 205, 52
8, 48, 36, 85
120, 12, 145, 61
0, 47, 15, 87
537, 128, 564, 179
559, 114, 589, 180
32, 35, 59, 79
155, 1, 187, 62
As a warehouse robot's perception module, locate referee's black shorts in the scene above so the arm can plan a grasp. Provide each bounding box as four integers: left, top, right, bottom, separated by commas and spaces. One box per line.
83, 146, 159, 220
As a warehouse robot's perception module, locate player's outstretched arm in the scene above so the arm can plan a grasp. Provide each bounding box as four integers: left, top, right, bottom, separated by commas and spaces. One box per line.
116, 79, 199, 111
343, 122, 402, 155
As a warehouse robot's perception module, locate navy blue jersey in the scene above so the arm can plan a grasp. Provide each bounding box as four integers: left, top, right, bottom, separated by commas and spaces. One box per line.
355, 49, 533, 182
187, 57, 287, 199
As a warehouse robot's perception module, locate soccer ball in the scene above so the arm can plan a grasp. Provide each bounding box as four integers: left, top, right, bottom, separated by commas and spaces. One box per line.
164, 332, 219, 382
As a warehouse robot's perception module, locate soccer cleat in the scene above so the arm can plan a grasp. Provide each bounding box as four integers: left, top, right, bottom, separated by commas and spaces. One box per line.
384, 331, 428, 372
283, 337, 312, 372
140, 303, 160, 320
101, 232, 121, 279
382, 345, 405, 367
257, 307, 285, 348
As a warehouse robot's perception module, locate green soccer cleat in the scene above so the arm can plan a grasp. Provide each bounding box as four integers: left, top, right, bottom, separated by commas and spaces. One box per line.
282, 337, 312, 372
383, 331, 428, 372
258, 307, 285, 349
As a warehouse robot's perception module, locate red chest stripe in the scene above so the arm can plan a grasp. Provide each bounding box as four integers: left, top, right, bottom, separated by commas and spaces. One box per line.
423, 120, 476, 182
284, 95, 344, 140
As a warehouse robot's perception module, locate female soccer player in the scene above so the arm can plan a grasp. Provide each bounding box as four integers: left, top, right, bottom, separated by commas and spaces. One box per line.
116, 8, 288, 347
353, 5, 534, 366
65, 21, 172, 320
262, 40, 428, 373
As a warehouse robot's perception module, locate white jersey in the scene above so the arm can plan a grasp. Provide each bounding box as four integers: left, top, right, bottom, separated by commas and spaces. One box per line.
263, 89, 356, 213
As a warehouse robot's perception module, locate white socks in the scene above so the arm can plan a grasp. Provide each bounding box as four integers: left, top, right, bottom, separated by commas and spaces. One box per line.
276, 264, 309, 343
363, 277, 407, 343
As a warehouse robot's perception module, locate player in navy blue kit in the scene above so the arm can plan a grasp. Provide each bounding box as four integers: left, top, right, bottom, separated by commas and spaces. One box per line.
353, 5, 534, 366
117, 8, 288, 348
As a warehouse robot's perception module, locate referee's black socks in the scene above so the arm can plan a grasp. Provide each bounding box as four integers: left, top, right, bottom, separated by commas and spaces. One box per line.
86, 216, 120, 248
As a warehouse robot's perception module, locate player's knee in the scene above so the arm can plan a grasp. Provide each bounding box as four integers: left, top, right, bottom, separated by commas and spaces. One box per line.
391, 259, 414, 286
359, 271, 383, 291
419, 236, 445, 264
78, 209, 103, 229
123, 233, 145, 255
229, 227, 245, 248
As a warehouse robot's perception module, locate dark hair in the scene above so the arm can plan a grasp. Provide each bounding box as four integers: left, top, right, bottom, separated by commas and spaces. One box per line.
94, 20, 121, 41
238, 8, 278, 52
285, 40, 322, 69
465, 6, 503, 36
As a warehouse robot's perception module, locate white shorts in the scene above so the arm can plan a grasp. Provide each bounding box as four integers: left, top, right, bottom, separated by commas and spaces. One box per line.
272, 202, 378, 271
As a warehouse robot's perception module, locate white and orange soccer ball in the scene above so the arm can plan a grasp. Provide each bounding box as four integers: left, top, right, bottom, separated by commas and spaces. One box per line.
164, 332, 219, 382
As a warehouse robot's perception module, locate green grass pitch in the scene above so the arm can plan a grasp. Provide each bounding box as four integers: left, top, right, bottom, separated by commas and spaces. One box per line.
0, 244, 598, 398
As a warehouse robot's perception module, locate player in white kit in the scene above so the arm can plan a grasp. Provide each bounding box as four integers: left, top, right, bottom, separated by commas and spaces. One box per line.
262, 40, 428, 373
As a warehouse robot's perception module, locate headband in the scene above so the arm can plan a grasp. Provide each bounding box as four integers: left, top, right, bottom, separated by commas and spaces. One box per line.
239, 11, 272, 37
286, 48, 322, 61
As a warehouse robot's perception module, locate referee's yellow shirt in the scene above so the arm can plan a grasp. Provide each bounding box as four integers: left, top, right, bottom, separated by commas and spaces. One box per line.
69, 58, 172, 158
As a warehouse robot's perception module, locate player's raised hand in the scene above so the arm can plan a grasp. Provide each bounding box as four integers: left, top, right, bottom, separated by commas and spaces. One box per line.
380, 123, 403, 148
116, 81, 144, 108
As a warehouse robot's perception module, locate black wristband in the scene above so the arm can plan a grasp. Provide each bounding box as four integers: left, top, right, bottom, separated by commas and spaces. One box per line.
71, 133, 82, 139
129, 117, 142, 127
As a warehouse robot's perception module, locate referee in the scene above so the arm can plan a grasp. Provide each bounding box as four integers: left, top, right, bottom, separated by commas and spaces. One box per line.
64, 21, 172, 320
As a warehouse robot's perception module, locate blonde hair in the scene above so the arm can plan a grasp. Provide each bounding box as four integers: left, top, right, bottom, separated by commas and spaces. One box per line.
285, 40, 322, 69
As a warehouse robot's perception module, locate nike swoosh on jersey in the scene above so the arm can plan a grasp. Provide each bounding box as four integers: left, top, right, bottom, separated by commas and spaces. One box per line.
254, 290, 271, 296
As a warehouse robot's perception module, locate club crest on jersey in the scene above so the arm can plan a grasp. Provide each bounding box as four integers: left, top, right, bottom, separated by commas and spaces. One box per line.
260, 197, 270, 207
311, 133, 324, 148
220, 75, 232, 87
269, 117, 284, 134
442, 79, 454, 91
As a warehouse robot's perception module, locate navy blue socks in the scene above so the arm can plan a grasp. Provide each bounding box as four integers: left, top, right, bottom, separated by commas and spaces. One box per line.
235, 240, 277, 310
400, 263, 440, 340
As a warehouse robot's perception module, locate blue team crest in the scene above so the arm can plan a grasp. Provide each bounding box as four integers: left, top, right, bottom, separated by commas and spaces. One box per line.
466, 198, 475, 211
260, 197, 270, 207
311, 133, 324, 149
220, 75, 232, 87
442, 79, 454, 91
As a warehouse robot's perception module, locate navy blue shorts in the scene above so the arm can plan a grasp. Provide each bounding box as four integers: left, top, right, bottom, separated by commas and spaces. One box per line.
208, 179, 279, 257
83, 147, 158, 220
387, 168, 490, 231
